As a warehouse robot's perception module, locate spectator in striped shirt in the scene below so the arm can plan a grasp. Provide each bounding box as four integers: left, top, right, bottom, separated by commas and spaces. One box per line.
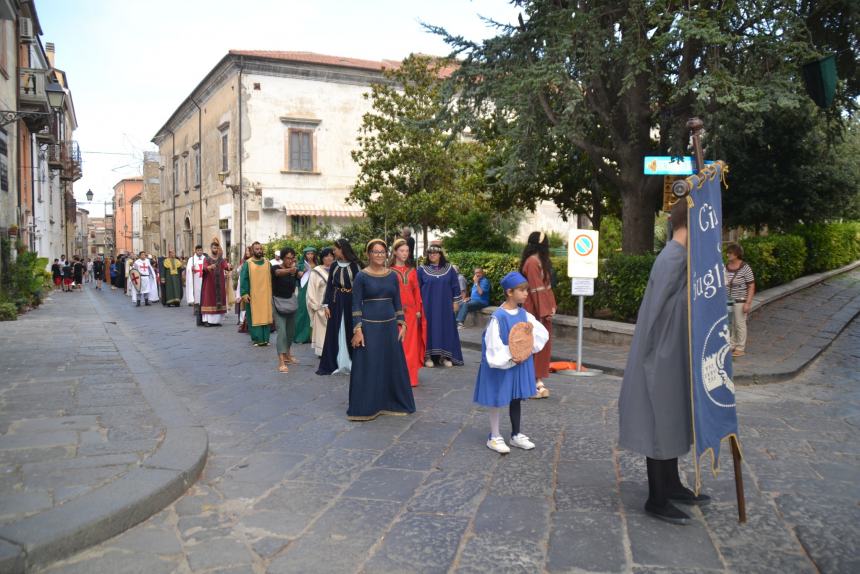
725, 243, 755, 357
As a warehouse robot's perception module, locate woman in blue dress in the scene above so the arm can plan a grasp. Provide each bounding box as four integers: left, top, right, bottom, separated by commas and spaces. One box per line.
316, 239, 362, 376
417, 244, 463, 367
348, 239, 415, 421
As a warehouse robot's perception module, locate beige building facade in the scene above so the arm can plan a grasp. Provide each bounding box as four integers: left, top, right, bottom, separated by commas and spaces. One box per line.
152, 51, 384, 261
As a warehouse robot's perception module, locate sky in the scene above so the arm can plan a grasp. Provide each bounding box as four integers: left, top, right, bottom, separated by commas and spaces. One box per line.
36, 0, 519, 217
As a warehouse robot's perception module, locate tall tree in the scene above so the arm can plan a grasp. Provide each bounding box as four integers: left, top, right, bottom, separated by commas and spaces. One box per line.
350, 55, 488, 248
430, 1, 858, 253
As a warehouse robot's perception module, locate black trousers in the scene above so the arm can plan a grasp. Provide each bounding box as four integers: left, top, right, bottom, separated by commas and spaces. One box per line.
646, 457, 685, 506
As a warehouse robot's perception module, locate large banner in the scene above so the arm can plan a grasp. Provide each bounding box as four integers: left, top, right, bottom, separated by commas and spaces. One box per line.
686, 162, 740, 491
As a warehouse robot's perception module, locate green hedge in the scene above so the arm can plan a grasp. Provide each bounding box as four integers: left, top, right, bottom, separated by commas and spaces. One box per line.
446, 251, 655, 322
737, 234, 807, 290
792, 222, 860, 273
0, 299, 17, 321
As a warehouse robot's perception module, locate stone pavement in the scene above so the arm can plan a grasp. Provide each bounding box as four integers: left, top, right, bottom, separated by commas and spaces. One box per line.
14, 281, 857, 573
460, 266, 860, 384
0, 288, 206, 572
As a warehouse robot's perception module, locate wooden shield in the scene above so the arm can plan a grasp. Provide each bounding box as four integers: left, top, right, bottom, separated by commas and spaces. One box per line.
129, 268, 141, 290
509, 322, 534, 363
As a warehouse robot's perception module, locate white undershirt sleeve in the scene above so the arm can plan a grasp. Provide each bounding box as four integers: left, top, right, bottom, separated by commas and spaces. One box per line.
485, 316, 516, 369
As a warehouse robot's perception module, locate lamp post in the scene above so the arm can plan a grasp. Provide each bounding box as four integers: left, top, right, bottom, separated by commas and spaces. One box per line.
0, 81, 66, 127
218, 170, 241, 259
83, 189, 115, 256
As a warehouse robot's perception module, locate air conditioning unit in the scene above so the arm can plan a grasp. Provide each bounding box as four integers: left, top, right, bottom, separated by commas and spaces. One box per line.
262, 193, 283, 211
19, 17, 34, 43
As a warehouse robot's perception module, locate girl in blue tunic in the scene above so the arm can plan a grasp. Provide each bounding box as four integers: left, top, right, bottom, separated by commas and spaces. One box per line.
474, 272, 549, 454
348, 239, 416, 421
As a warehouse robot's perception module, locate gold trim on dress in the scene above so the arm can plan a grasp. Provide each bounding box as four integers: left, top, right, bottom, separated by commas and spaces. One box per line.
362, 267, 391, 278
348, 410, 409, 422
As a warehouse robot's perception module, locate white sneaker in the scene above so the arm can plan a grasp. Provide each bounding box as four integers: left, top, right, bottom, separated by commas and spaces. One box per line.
510, 434, 535, 450
442, 359, 453, 368
486, 435, 510, 454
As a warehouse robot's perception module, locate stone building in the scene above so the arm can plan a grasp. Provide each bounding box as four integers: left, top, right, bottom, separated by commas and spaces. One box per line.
141, 151, 162, 256
112, 177, 142, 256
0, 1, 80, 271
151, 51, 385, 261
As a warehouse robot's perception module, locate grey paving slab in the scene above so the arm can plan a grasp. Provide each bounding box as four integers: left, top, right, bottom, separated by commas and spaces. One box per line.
0, 288, 206, 572
11, 278, 860, 573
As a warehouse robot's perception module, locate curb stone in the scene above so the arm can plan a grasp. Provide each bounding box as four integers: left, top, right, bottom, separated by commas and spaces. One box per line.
0, 290, 208, 573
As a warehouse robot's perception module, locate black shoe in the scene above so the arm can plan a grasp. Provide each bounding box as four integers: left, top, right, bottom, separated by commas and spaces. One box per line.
668, 487, 711, 506
145, 301, 151, 306
644, 500, 691, 525
136, 301, 141, 307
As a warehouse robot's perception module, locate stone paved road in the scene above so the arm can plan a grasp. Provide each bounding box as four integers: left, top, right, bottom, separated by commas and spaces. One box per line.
24, 286, 860, 573
0, 290, 163, 527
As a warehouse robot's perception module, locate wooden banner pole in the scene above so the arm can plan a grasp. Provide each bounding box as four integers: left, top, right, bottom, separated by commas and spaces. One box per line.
731, 436, 747, 523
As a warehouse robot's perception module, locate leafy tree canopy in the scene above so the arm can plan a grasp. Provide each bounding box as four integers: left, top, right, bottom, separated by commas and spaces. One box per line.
349, 54, 500, 248
429, 0, 859, 253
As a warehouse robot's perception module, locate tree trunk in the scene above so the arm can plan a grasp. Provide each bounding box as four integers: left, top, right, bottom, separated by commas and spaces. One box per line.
620, 173, 661, 254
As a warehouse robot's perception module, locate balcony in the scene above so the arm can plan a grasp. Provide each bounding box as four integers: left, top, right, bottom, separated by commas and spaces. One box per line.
48, 141, 83, 182
35, 113, 59, 144
19, 68, 50, 111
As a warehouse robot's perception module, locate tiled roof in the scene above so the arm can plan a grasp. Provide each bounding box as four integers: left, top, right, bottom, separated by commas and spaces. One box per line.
228, 50, 456, 78
228, 50, 402, 72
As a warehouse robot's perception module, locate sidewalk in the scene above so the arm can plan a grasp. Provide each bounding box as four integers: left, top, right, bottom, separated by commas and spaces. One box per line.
0, 288, 207, 573
459, 264, 860, 384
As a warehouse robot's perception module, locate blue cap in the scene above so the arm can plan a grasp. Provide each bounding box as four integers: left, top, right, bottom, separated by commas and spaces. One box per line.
500, 271, 528, 291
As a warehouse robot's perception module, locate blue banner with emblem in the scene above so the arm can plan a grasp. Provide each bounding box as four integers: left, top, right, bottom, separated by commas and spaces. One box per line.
686, 161, 740, 491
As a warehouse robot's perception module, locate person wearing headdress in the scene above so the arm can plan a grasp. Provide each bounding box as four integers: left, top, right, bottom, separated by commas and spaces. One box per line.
307, 247, 334, 357
293, 246, 317, 344
161, 249, 184, 307
390, 237, 425, 386
200, 237, 232, 326
316, 238, 362, 375
347, 239, 415, 421
186, 245, 208, 326
519, 231, 556, 398
417, 243, 463, 367
240, 241, 274, 345
474, 271, 549, 453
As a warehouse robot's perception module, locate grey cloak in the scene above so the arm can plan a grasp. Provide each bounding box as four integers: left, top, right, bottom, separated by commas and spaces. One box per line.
618, 240, 692, 460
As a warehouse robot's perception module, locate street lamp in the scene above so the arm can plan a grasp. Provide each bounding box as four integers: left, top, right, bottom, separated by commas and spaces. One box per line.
46, 81, 66, 110
0, 80, 66, 127
85, 188, 93, 201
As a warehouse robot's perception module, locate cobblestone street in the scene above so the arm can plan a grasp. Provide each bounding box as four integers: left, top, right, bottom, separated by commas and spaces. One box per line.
1, 285, 858, 573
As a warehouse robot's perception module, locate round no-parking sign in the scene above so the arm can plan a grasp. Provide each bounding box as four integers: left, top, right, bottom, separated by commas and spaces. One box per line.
567, 229, 599, 279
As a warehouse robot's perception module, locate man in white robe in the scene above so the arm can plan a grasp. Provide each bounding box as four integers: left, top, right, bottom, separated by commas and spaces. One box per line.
185, 245, 207, 326
131, 252, 158, 306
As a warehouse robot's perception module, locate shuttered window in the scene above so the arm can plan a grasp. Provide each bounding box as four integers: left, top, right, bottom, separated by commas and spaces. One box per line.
288, 130, 313, 172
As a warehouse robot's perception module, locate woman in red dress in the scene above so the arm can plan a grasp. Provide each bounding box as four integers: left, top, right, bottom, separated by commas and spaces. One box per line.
520, 232, 556, 398
390, 238, 425, 387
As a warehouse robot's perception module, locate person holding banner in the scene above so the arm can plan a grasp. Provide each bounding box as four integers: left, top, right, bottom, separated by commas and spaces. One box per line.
618, 200, 710, 526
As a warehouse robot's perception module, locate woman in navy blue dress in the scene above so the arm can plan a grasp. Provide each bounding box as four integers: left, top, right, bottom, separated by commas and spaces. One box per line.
347, 239, 416, 421
417, 245, 463, 367
316, 239, 362, 376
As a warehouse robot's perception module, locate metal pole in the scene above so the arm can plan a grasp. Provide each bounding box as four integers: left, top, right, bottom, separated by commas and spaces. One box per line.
576, 295, 584, 372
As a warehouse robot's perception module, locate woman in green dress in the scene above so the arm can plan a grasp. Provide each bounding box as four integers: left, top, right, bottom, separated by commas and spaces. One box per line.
294, 246, 317, 344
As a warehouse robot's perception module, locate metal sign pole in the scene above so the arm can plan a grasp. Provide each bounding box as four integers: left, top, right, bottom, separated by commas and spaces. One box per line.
577, 295, 584, 371
568, 289, 601, 377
